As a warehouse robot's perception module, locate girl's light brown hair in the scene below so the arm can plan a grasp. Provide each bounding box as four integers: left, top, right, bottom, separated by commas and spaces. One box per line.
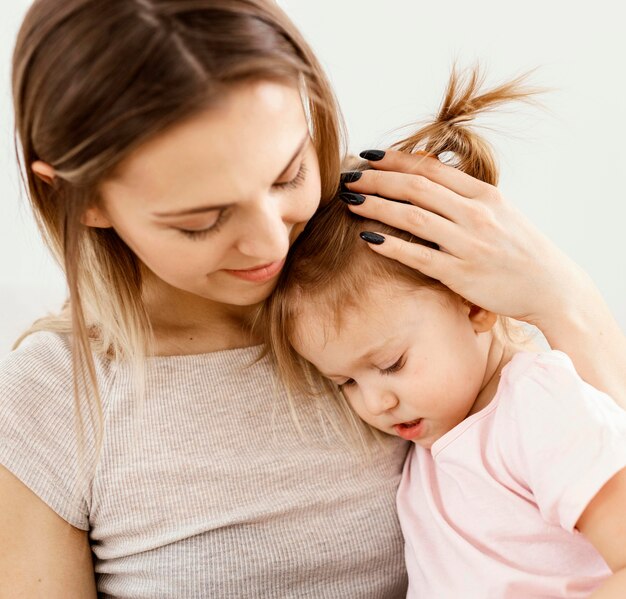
12, 0, 343, 456
263, 66, 538, 399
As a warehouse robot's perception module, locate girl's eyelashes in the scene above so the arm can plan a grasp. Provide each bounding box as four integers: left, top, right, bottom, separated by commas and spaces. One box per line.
177, 208, 231, 240
380, 355, 406, 375
273, 161, 307, 190
336, 353, 405, 388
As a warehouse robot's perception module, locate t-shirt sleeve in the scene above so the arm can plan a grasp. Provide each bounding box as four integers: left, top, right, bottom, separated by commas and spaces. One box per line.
0, 332, 98, 530
500, 351, 626, 533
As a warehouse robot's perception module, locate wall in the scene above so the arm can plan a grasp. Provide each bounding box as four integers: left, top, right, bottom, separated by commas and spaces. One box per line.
1, 0, 624, 355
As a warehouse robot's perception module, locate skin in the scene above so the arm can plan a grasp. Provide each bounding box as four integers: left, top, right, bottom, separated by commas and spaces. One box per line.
294, 281, 626, 595
6, 81, 625, 595
293, 284, 506, 449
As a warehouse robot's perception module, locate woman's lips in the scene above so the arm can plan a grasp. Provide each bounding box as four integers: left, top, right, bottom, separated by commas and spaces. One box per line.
393, 418, 424, 441
223, 258, 286, 283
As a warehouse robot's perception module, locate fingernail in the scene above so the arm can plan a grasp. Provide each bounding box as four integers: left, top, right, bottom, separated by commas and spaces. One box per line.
340, 170, 363, 184
360, 231, 385, 245
339, 192, 366, 206
359, 149, 386, 161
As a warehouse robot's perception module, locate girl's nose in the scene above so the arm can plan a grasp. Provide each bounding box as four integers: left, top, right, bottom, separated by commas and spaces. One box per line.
236, 195, 290, 262
362, 387, 399, 416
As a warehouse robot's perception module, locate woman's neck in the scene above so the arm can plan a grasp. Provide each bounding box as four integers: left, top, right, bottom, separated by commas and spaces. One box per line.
142, 277, 262, 356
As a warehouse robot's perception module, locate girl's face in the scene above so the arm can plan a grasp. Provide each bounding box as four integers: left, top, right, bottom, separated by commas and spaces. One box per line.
95, 81, 321, 308
293, 284, 496, 449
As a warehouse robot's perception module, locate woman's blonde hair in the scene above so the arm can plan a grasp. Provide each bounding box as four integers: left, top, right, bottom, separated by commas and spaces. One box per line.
263, 66, 538, 400
12, 0, 343, 452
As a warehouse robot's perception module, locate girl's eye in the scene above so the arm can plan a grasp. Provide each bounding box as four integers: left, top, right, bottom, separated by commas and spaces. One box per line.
273, 161, 307, 190
381, 355, 405, 375
178, 209, 230, 240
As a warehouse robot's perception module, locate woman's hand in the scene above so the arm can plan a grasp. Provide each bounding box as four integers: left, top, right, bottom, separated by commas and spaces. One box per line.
343, 150, 576, 324
342, 149, 626, 407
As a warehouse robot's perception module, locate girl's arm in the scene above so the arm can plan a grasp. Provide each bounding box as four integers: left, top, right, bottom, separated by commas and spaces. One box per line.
577, 466, 626, 598
0, 465, 97, 598
342, 150, 626, 407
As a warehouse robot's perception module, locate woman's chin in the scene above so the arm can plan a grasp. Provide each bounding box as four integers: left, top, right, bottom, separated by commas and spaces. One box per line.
211, 278, 280, 307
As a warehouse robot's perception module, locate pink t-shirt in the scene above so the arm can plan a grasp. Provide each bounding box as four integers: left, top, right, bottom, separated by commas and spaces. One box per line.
397, 350, 626, 598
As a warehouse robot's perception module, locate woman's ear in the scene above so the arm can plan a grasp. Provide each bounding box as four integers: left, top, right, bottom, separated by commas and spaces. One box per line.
31, 160, 55, 185
81, 206, 113, 229
32, 161, 112, 228
464, 301, 498, 333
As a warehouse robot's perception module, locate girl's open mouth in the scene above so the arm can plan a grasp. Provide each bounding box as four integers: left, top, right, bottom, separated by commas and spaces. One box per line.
393, 418, 424, 441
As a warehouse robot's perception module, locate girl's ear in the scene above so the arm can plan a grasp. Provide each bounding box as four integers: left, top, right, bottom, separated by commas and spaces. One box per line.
31, 160, 55, 185
464, 301, 498, 333
81, 206, 113, 229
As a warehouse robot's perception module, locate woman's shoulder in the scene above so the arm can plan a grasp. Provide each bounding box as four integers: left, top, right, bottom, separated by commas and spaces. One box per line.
1, 330, 73, 384
0, 331, 116, 408
1, 330, 115, 392
0, 331, 101, 530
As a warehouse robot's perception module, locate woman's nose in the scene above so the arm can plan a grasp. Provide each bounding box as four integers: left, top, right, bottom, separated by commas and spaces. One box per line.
236, 195, 290, 261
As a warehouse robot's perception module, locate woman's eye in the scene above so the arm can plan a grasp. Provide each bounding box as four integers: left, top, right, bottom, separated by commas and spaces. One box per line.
273, 161, 307, 190
381, 355, 405, 375
177, 209, 229, 240
179, 227, 212, 240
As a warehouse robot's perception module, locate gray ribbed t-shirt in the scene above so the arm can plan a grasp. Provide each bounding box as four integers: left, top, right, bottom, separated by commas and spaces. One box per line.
0, 332, 409, 598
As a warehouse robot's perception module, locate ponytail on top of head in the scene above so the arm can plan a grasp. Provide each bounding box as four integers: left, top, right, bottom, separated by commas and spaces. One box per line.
390, 65, 539, 186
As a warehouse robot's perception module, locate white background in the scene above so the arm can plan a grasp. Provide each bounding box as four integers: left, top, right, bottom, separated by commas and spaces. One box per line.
1, 1, 625, 356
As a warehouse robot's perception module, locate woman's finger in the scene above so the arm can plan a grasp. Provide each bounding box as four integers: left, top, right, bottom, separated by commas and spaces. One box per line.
344, 194, 468, 258
342, 169, 465, 223
359, 231, 464, 289
358, 149, 490, 199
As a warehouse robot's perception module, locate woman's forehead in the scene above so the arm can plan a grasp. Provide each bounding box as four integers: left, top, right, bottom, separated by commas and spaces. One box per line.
102, 81, 308, 210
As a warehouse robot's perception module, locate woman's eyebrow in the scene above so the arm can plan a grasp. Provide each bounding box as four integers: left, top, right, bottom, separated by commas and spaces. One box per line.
153, 131, 310, 218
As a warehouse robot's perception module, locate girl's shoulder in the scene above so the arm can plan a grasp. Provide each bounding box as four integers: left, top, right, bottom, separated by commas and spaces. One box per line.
496, 349, 624, 428
499, 350, 584, 398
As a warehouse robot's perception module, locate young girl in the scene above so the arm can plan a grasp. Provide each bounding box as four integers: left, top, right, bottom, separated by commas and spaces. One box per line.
266, 69, 626, 598
2, 0, 626, 596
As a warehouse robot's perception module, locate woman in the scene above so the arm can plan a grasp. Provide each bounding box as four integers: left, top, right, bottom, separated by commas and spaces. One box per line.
1, 1, 624, 597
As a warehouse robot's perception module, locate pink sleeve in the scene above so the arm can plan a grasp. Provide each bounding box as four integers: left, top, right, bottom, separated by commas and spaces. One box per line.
500, 351, 626, 532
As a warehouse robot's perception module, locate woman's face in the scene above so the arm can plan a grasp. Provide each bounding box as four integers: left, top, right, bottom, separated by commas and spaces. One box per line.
96, 81, 321, 307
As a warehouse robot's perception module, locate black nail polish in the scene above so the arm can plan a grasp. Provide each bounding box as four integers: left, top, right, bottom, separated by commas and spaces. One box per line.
340, 170, 363, 184
339, 192, 366, 206
359, 149, 386, 161
360, 231, 385, 245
